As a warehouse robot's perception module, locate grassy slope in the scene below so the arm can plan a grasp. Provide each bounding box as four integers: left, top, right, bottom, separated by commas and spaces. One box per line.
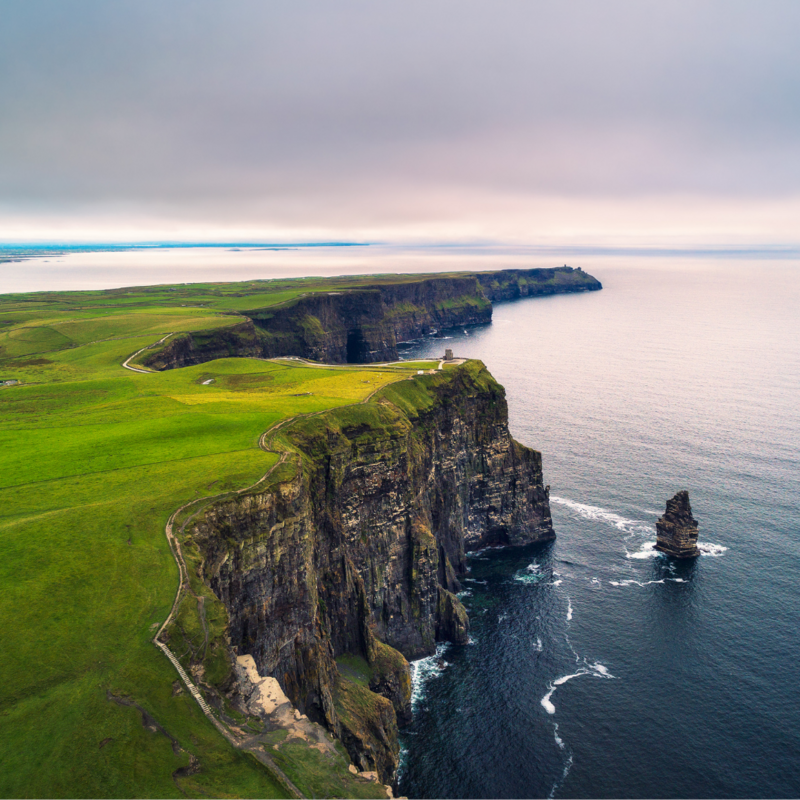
0, 293, 436, 798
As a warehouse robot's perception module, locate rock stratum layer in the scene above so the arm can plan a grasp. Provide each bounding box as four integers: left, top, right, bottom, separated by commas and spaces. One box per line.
184, 362, 554, 784
143, 266, 601, 370
655, 490, 700, 557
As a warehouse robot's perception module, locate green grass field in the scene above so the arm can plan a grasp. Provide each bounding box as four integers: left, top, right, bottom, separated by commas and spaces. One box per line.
0, 290, 437, 798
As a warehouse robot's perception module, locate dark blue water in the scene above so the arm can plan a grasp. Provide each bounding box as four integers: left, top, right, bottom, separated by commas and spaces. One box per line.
397, 262, 800, 798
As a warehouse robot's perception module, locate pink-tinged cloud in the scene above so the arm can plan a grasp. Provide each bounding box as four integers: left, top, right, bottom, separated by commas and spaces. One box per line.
2, 0, 800, 244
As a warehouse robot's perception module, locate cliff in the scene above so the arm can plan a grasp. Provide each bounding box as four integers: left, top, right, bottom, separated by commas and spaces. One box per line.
655, 490, 700, 558
475, 265, 602, 302
141, 267, 601, 370
143, 276, 491, 370
181, 361, 554, 784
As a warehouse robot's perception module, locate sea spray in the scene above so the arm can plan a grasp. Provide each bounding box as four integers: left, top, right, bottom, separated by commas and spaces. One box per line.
409, 643, 451, 711
550, 496, 652, 536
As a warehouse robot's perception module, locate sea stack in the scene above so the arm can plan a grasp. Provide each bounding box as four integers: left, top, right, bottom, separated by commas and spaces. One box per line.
655, 490, 700, 558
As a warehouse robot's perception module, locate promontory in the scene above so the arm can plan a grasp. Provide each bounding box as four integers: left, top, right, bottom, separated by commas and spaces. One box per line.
0, 265, 600, 798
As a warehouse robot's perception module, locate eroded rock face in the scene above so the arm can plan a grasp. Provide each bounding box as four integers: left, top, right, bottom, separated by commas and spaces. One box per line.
189, 362, 554, 783
145, 277, 492, 369
655, 490, 699, 558
143, 268, 603, 370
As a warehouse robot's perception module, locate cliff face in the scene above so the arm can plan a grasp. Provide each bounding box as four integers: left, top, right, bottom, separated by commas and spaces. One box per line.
144, 276, 491, 370
476, 265, 602, 302
249, 277, 492, 364
187, 362, 554, 783
141, 267, 601, 370
142, 319, 265, 371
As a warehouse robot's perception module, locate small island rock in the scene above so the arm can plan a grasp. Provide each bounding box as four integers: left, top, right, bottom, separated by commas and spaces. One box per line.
655, 490, 700, 558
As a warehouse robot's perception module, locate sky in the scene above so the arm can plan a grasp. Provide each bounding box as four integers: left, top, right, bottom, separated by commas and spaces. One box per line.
2, 0, 800, 246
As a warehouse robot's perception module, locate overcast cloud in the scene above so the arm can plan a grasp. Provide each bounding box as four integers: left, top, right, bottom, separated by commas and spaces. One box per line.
1, 1, 799, 242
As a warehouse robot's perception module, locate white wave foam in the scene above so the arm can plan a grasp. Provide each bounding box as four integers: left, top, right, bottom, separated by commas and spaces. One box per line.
624, 541, 726, 559
550, 579, 563, 586
626, 541, 660, 559
467, 635, 477, 646
457, 589, 473, 599
541, 671, 585, 715
514, 562, 548, 585
671, 577, 686, 582
566, 598, 573, 621
409, 643, 451, 710
553, 723, 565, 750
699, 542, 728, 556
553, 671, 585, 687
534, 636, 543, 652
589, 661, 614, 678
541, 687, 557, 714
550, 495, 652, 536
463, 578, 487, 585
549, 753, 574, 799
542, 660, 615, 716
610, 578, 665, 587
514, 571, 544, 585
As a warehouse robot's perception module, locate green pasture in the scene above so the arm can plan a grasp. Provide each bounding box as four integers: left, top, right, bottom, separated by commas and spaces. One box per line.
0, 295, 434, 798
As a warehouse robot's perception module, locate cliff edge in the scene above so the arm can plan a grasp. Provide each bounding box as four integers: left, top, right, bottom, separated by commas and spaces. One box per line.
175, 361, 554, 784
141, 266, 601, 370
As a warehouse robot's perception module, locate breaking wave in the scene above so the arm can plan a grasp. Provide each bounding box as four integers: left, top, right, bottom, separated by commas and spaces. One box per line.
550, 496, 652, 536
626, 541, 660, 559
409, 643, 451, 710
699, 542, 728, 557
625, 540, 727, 559
514, 561, 547, 584
540, 662, 615, 715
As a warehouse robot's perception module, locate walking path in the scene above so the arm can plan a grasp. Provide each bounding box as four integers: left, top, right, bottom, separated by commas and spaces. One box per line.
123, 339, 460, 796
122, 333, 174, 373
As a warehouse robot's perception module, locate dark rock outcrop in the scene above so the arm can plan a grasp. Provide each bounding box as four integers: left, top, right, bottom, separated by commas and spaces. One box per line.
142, 267, 601, 370
655, 490, 700, 558
186, 361, 554, 783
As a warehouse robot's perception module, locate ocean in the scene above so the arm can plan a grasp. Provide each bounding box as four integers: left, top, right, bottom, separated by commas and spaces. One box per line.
396, 260, 800, 798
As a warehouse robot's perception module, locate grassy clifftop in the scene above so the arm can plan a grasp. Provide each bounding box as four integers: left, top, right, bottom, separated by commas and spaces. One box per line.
1, 266, 600, 372
0, 294, 436, 798
0, 267, 584, 798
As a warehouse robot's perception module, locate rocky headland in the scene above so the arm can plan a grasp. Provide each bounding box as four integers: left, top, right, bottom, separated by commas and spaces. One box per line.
142, 266, 601, 370
173, 361, 554, 785
655, 490, 700, 557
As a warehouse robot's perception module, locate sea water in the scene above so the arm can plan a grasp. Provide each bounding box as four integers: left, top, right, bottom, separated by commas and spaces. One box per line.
396, 261, 800, 798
